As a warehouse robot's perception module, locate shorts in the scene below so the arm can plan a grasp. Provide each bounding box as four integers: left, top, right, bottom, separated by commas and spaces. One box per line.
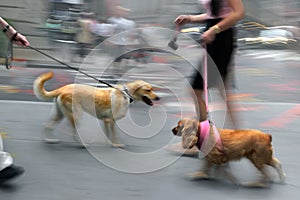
192, 18, 235, 90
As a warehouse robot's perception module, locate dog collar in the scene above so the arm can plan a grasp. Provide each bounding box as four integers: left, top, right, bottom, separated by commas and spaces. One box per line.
197, 120, 223, 155
122, 85, 134, 103
197, 120, 210, 149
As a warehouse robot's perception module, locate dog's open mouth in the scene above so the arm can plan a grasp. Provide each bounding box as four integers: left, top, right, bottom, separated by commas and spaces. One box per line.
142, 96, 153, 106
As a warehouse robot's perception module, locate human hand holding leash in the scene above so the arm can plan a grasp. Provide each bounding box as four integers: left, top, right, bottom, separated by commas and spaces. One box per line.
201, 28, 217, 44
174, 15, 191, 26
0, 17, 30, 47
11, 32, 30, 47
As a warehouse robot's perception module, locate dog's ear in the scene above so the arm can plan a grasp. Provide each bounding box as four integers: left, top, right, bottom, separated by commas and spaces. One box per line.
172, 120, 183, 136
173, 118, 198, 136
178, 119, 198, 149
182, 134, 198, 149
180, 119, 198, 134
129, 80, 146, 94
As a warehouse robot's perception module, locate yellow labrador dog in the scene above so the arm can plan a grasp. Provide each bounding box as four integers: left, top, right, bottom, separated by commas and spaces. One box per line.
34, 71, 160, 147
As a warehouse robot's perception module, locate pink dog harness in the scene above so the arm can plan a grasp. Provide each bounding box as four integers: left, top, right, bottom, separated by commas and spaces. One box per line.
197, 120, 223, 156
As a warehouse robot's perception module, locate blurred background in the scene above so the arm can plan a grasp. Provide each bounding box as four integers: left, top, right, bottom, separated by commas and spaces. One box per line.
1, 1, 300, 198
1, 0, 300, 63
1, 0, 300, 108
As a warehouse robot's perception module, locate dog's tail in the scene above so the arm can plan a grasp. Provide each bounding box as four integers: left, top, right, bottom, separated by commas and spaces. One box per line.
33, 71, 61, 100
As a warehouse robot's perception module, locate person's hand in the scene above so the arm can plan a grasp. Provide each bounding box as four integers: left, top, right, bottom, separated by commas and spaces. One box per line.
174, 15, 190, 26
201, 28, 216, 44
13, 32, 30, 47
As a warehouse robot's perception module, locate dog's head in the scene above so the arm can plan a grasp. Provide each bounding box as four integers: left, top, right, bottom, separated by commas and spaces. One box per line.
127, 80, 160, 106
172, 118, 199, 149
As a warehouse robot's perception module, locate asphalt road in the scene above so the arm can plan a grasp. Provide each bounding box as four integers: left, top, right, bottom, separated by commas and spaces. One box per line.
1, 47, 300, 199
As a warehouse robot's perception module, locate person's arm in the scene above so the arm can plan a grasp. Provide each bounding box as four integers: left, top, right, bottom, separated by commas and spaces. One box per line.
174, 13, 208, 26
202, 0, 245, 44
211, 0, 245, 33
0, 17, 30, 47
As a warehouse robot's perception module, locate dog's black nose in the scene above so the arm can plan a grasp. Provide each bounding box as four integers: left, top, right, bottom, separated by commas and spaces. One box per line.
155, 96, 160, 101
172, 127, 178, 135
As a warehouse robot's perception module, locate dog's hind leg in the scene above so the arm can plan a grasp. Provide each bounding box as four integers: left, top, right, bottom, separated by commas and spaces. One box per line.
246, 155, 273, 187
215, 164, 240, 186
68, 106, 84, 145
268, 157, 286, 184
58, 97, 86, 146
44, 98, 64, 130
43, 98, 64, 143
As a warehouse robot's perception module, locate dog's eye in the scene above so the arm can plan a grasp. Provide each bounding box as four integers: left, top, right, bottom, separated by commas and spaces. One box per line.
145, 89, 151, 92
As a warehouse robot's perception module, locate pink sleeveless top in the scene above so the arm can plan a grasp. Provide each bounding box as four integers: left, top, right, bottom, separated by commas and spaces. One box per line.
200, 0, 232, 19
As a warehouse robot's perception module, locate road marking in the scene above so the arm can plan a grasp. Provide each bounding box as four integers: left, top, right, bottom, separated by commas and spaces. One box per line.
0, 85, 20, 93
267, 82, 300, 92
241, 50, 300, 61
0, 131, 8, 139
0, 100, 52, 105
0, 100, 299, 129
261, 104, 300, 128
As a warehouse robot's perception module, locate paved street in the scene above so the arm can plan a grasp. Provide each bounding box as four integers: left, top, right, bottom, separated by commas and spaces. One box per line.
1, 38, 300, 200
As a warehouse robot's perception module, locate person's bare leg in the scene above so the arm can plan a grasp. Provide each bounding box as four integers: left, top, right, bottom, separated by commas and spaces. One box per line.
193, 89, 207, 122
225, 89, 239, 129
167, 88, 207, 155
218, 86, 238, 129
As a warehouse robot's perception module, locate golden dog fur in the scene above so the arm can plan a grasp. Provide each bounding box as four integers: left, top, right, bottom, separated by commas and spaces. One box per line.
172, 118, 286, 185
34, 71, 160, 147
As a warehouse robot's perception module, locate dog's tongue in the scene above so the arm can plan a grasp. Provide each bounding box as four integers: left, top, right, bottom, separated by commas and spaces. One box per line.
142, 96, 153, 106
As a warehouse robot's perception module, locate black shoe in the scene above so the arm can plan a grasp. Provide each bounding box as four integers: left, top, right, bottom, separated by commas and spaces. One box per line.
0, 165, 25, 183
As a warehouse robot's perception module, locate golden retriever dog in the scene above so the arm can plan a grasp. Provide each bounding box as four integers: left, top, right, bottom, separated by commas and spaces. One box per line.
172, 118, 286, 187
34, 71, 160, 147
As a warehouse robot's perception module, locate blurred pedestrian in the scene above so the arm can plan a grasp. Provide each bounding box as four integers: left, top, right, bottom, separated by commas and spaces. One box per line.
174, 0, 245, 127
0, 16, 29, 183
105, 0, 121, 18
106, 5, 138, 73
107, 5, 136, 32
76, 12, 94, 59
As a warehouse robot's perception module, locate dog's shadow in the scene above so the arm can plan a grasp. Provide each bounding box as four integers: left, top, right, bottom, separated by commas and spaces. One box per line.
187, 176, 239, 189
178, 157, 280, 189
0, 182, 22, 192
185, 175, 274, 190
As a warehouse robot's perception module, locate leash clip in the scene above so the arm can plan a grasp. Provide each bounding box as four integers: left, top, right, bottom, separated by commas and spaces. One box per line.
5, 39, 13, 69
122, 86, 134, 103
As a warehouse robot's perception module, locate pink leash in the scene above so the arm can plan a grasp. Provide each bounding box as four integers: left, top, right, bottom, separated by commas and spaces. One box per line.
202, 43, 209, 114
200, 43, 223, 153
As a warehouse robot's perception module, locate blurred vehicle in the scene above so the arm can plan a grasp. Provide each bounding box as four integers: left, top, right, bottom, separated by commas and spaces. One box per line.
238, 28, 298, 50
45, 1, 83, 41
180, 26, 205, 44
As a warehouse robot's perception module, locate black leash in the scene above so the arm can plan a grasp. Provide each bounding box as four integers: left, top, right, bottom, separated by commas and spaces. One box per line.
5, 37, 133, 103
5, 32, 17, 69
27, 46, 113, 87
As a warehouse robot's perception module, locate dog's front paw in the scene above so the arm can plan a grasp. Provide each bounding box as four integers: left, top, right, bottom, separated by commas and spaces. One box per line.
73, 135, 90, 148
43, 138, 60, 144
43, 129, 60, 144
186, 171, 210, 180
43, 121, 56, 130
111, 142, 125, 148
279, 173, 287, 184
241, 181, 270, 188
166, 143, 199, 157
111, 138, 125, 148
